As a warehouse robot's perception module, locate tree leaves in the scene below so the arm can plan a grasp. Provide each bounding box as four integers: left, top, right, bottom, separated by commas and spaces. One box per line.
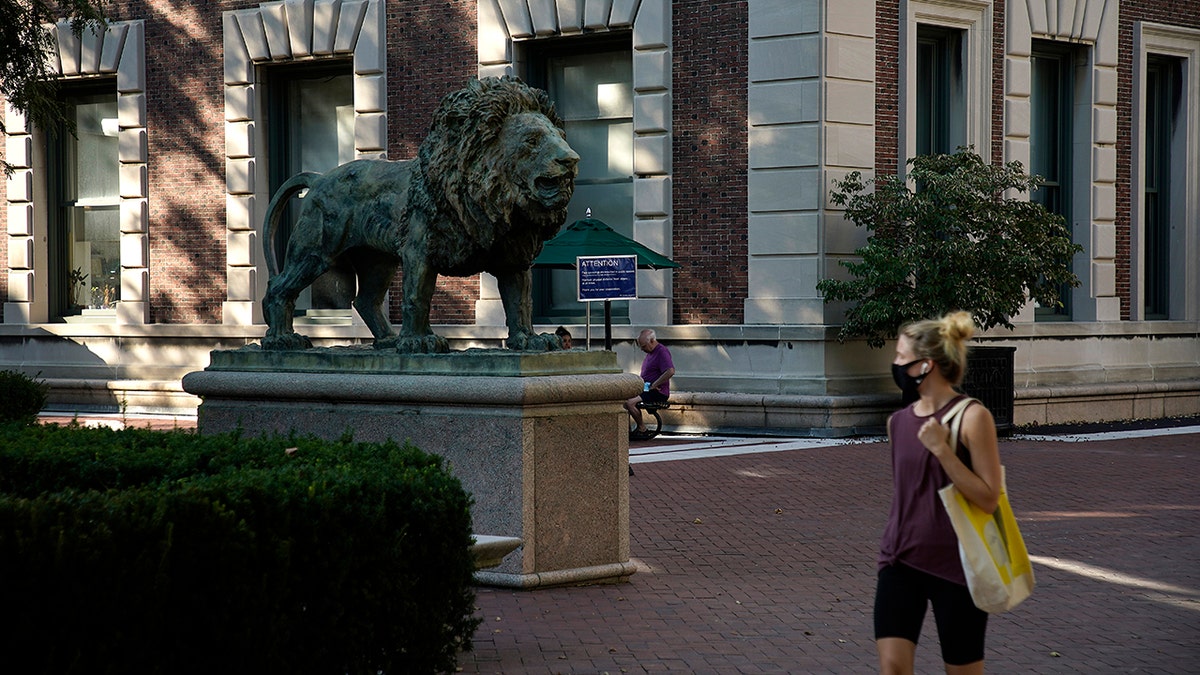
816, 149, 1083, 348
0, 0, 107, 175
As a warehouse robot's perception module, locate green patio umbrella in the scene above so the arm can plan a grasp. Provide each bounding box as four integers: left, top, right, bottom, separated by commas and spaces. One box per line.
532, 211, 680, 349
533, 214, 681, 270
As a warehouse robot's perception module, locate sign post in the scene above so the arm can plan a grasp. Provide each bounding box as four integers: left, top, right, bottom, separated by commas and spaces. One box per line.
577, 255, 637, 350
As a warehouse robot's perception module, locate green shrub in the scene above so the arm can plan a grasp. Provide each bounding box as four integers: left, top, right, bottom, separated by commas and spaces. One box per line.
0, 424, 480, 675
817, 149, 1082, 348
0, 369, 49, 425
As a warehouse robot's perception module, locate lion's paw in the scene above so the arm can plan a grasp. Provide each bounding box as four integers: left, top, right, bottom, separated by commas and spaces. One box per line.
261, 332, 314, 351
373, 336, 399, 350
395, 334, 450, 354
507, 331, 560, 352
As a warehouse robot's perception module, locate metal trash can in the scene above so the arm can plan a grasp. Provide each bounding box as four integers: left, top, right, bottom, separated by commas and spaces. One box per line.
961, 345, 1016, 435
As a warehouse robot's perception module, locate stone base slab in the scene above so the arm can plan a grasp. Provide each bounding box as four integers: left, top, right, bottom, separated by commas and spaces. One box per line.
182, 348, 642, 587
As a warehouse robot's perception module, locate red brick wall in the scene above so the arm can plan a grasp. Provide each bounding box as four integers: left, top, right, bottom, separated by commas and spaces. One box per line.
671, 0, 749, 325
991, 1, 1006, 166
132, 1, 245, 323
875, 1, 900, 175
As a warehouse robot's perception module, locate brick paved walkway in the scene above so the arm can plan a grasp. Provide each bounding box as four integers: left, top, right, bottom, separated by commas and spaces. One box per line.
39, 412, 1198, 672
459, 430, 1200, 674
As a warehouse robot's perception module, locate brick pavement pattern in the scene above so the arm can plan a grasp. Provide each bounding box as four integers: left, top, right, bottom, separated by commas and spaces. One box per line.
458, 432, 1200, 674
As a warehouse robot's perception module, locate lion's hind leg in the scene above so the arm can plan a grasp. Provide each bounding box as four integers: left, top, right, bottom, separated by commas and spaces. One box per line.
262, 250, 334, 350
348, 249, 399, 348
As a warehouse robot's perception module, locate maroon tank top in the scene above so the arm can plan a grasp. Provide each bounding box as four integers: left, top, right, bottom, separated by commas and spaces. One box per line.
877, 395, 973, 586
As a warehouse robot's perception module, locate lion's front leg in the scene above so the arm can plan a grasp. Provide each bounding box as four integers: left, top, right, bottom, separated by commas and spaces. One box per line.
497, 269, 559, 351
396, 257, 449, 354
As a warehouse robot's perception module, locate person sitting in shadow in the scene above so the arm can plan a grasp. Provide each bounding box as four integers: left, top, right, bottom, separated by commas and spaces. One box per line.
555, 326, 573, 350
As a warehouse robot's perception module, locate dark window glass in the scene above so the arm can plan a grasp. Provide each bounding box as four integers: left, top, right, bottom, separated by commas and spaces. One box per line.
1030, 43, 1076, 320
916, 25, 964, 158
1144, 55, 1181, 320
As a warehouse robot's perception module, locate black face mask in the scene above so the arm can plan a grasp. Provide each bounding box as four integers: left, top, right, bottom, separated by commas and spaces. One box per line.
891, 359, 929, 397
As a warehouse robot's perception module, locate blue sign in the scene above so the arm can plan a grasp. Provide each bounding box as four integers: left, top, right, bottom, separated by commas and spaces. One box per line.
577, 255, 637, 301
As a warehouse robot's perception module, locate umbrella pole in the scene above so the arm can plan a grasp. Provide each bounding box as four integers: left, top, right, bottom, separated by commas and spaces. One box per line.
604, 300, 613, 351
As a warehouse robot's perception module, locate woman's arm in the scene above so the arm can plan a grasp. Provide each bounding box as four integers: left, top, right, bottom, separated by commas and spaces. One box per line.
918, 403, 1002, 513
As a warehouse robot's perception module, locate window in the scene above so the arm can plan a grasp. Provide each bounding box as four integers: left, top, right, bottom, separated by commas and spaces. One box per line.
265, 62, 356, 313
1030, 43, 1077, 320
1143, 55, 1182, 320
522, 38, 633, 324
916, 25, 965, 157
48, 87, 120, 321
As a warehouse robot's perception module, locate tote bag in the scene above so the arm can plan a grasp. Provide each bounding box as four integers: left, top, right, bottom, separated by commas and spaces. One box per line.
938, 398, 1035, 613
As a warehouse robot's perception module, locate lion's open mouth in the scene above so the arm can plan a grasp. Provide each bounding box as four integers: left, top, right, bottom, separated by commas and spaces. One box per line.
534, 174, 570, 202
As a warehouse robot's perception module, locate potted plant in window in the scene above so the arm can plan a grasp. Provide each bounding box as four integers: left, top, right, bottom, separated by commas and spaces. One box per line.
816, 148, 1082, 430
68, 266, 89, 315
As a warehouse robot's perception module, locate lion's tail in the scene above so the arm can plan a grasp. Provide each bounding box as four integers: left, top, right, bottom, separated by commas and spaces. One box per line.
263, 172, 322, 278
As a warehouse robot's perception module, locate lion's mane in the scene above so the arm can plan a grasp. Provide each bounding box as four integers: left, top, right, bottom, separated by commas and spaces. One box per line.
411, 76, 570, 252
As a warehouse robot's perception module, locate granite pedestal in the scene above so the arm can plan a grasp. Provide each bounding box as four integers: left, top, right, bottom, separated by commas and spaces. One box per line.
182, 347, 642, 588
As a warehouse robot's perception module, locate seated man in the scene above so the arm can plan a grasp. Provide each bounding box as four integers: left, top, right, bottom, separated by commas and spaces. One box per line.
625, 329, 675, 440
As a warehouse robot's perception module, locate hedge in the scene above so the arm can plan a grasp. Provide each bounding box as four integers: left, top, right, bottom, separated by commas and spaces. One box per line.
0, 369, 48, 426
0, 423, 480, 674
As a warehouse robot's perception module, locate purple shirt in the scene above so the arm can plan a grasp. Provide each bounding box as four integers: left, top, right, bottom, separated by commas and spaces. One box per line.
878, 395, 973, 586
640, 343, 674, 397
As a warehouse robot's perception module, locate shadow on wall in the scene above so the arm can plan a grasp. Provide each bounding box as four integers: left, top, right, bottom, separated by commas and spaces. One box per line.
1, 327, 126, 413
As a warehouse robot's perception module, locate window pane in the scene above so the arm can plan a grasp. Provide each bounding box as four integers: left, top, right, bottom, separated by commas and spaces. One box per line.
268, 67, 355, 312
291, 75, 356, 172
566, 120, 633, 180
1144, 55, 1181, 320
74, 100, 119, 201
550, 51, 633, 120
915, 25, 964, 158
70, 206, 120, 310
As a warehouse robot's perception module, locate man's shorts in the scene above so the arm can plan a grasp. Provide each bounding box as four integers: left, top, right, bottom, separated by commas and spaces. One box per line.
641, 389, 669, 404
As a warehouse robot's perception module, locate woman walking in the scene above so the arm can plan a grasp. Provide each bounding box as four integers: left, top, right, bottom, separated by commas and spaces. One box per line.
875, 311, 1002, 675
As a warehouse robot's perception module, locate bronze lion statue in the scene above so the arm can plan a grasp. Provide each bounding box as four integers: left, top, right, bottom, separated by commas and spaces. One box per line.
261, 76, 579, 353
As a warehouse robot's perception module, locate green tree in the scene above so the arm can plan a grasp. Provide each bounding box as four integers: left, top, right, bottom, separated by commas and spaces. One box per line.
1, 0, 107, 175
817, 149, 1083, 348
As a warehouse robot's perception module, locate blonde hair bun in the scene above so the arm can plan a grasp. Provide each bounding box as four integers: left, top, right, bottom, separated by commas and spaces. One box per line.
940, 311, 977, 344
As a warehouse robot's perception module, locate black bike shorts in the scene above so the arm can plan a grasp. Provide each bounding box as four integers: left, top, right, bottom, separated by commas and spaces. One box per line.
874, 563, 988, 666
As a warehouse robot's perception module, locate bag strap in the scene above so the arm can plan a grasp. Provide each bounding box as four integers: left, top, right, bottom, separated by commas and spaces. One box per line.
940, 396, 977, 456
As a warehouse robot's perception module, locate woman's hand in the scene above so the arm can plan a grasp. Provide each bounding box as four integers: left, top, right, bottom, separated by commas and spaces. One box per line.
918, 418, 953, 459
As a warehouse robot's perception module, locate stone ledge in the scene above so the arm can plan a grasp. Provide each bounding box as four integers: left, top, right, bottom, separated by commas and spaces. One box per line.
183, 370, 642, 406
207, 345, 623, 376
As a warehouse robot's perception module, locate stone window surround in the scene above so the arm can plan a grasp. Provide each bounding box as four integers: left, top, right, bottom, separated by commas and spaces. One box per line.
1130, 22, 1200, 322
4, 19, 148, 325
476, 0, 673, 327
222, 0, 386, 326
1004, 0, 1120, 322
898, 0, 993, 173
